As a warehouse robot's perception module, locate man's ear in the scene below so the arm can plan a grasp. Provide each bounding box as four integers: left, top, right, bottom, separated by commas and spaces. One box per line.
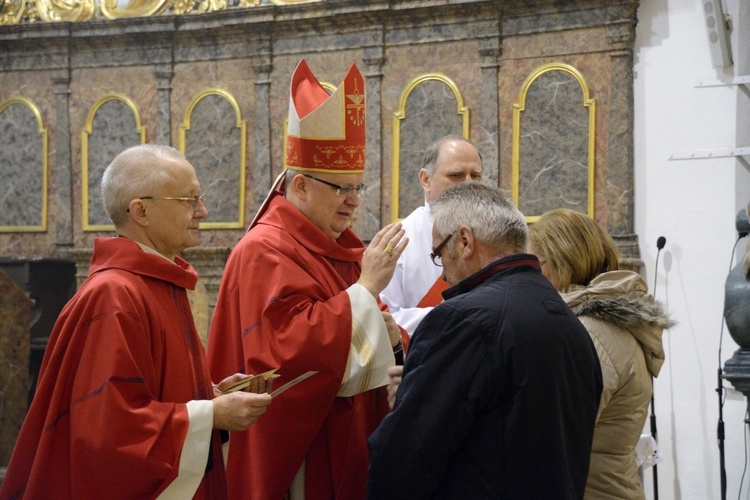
418, 168, 430, 191
458, 225, 475, 259
128, 200, 149, 227
290, 173, 309, 202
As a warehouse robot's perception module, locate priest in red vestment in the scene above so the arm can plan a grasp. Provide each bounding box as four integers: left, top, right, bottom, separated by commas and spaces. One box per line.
207, 60, 407, 500
0, 145, 272, 500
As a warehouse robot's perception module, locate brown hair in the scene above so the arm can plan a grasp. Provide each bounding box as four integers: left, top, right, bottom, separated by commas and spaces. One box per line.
528, 209, 619, 291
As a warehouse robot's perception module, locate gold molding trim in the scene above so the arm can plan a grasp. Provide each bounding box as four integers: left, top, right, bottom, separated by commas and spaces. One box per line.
1, 0, 27, 24
81, 93, 146, 232
1, 0, 316, 25
2, 0, 284, 24
36, 0, 95, 22
269, 0, 319, 4
391, 73, 470, 222
512, 62, 596, 223
178, 88, 247, 230
0, 97, 48, 233
99, 0, 169, 19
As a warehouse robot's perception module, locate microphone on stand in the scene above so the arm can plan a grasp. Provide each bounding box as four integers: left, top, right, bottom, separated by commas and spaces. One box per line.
651, 236, 666, 500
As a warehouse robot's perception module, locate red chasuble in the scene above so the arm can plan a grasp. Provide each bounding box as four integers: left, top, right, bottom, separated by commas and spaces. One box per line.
207, 194, 389, 500
1, 237, 226, 500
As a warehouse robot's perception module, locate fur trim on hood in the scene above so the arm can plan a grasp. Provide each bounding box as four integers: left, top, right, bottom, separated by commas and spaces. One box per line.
571, 294, 675, 332
562, 270, 675, 377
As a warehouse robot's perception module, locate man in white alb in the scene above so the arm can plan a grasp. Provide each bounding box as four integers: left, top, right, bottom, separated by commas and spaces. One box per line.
381, 135, 483, 340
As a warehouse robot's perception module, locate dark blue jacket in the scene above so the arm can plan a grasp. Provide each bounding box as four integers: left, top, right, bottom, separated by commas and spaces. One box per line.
367, 254, 603, 499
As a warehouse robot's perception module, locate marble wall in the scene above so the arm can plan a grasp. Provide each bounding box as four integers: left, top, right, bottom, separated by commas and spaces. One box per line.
516, 64, 594, 221
181, 91, 246, 229
0, 99, 47, 232
1, 0, 642, 256
0, 0, 642, 465
395, 77, 466, 220
83, 96, 145, 230
0, 269, 31, 464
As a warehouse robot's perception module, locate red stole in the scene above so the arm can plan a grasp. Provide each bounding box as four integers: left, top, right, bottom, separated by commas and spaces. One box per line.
417, 277, 449, 308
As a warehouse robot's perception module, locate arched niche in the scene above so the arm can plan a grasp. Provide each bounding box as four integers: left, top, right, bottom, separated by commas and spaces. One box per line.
0, 97, 48, 232
179, 88, 247, 229
512, 63, 596, 223
81, 93, 146, 231
392, 74, 469, 222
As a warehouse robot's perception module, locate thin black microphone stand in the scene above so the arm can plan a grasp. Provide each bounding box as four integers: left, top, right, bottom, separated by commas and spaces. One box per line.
651, 239, 664, 500
717, 364, 726, 500
648, 376, 658, 500
650, 388, 658, 500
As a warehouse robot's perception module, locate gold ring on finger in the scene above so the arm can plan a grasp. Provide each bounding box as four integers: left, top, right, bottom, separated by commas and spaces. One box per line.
385, 245, 395, 255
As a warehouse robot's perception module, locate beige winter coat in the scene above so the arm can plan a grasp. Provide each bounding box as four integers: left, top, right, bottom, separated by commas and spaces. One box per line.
561, 270, 673, 500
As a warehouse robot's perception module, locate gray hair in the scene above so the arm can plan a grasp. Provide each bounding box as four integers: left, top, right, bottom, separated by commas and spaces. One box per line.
431, 183, 528, 252
422, 135, 482, 176
101, 144, 185, 226
284, 168, 301, 194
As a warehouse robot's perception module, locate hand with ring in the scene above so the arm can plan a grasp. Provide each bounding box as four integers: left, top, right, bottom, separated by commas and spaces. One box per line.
358, 223, 409, 298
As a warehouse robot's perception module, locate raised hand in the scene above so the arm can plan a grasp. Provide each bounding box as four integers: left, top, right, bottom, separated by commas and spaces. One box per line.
358, 223, 409, 298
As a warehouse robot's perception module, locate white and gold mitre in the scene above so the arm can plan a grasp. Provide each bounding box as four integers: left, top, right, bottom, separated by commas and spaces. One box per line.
285, 59, 366, 174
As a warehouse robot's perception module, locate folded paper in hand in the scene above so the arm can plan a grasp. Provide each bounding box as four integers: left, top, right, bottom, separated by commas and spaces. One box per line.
223, 368, 281, 394
271, 371, 318, 398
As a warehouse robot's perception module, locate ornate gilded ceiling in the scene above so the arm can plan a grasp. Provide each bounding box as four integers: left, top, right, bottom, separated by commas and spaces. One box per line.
0, 0, 315, 24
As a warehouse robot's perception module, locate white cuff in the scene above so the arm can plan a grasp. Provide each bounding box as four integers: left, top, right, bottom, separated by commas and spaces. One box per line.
157, 399, 214, 499
338, 284, 395, 397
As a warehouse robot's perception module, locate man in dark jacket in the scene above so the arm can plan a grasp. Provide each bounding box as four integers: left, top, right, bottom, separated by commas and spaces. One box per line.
367, 183, 603, 499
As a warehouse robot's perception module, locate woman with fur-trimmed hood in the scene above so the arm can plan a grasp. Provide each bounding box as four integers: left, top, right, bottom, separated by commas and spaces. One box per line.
528, 209, 675, 500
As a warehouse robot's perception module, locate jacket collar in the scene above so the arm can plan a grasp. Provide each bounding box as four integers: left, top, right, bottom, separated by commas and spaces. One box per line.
443, 253, 541, 300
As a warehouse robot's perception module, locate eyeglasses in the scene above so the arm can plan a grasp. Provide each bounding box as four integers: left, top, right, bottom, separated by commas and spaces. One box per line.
140, 194, 205, 210
302, 174, 367, 198
430, 232, 456, 267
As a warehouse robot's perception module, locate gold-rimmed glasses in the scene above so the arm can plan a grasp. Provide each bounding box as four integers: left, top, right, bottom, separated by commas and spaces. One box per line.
139, 194, 205, 211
